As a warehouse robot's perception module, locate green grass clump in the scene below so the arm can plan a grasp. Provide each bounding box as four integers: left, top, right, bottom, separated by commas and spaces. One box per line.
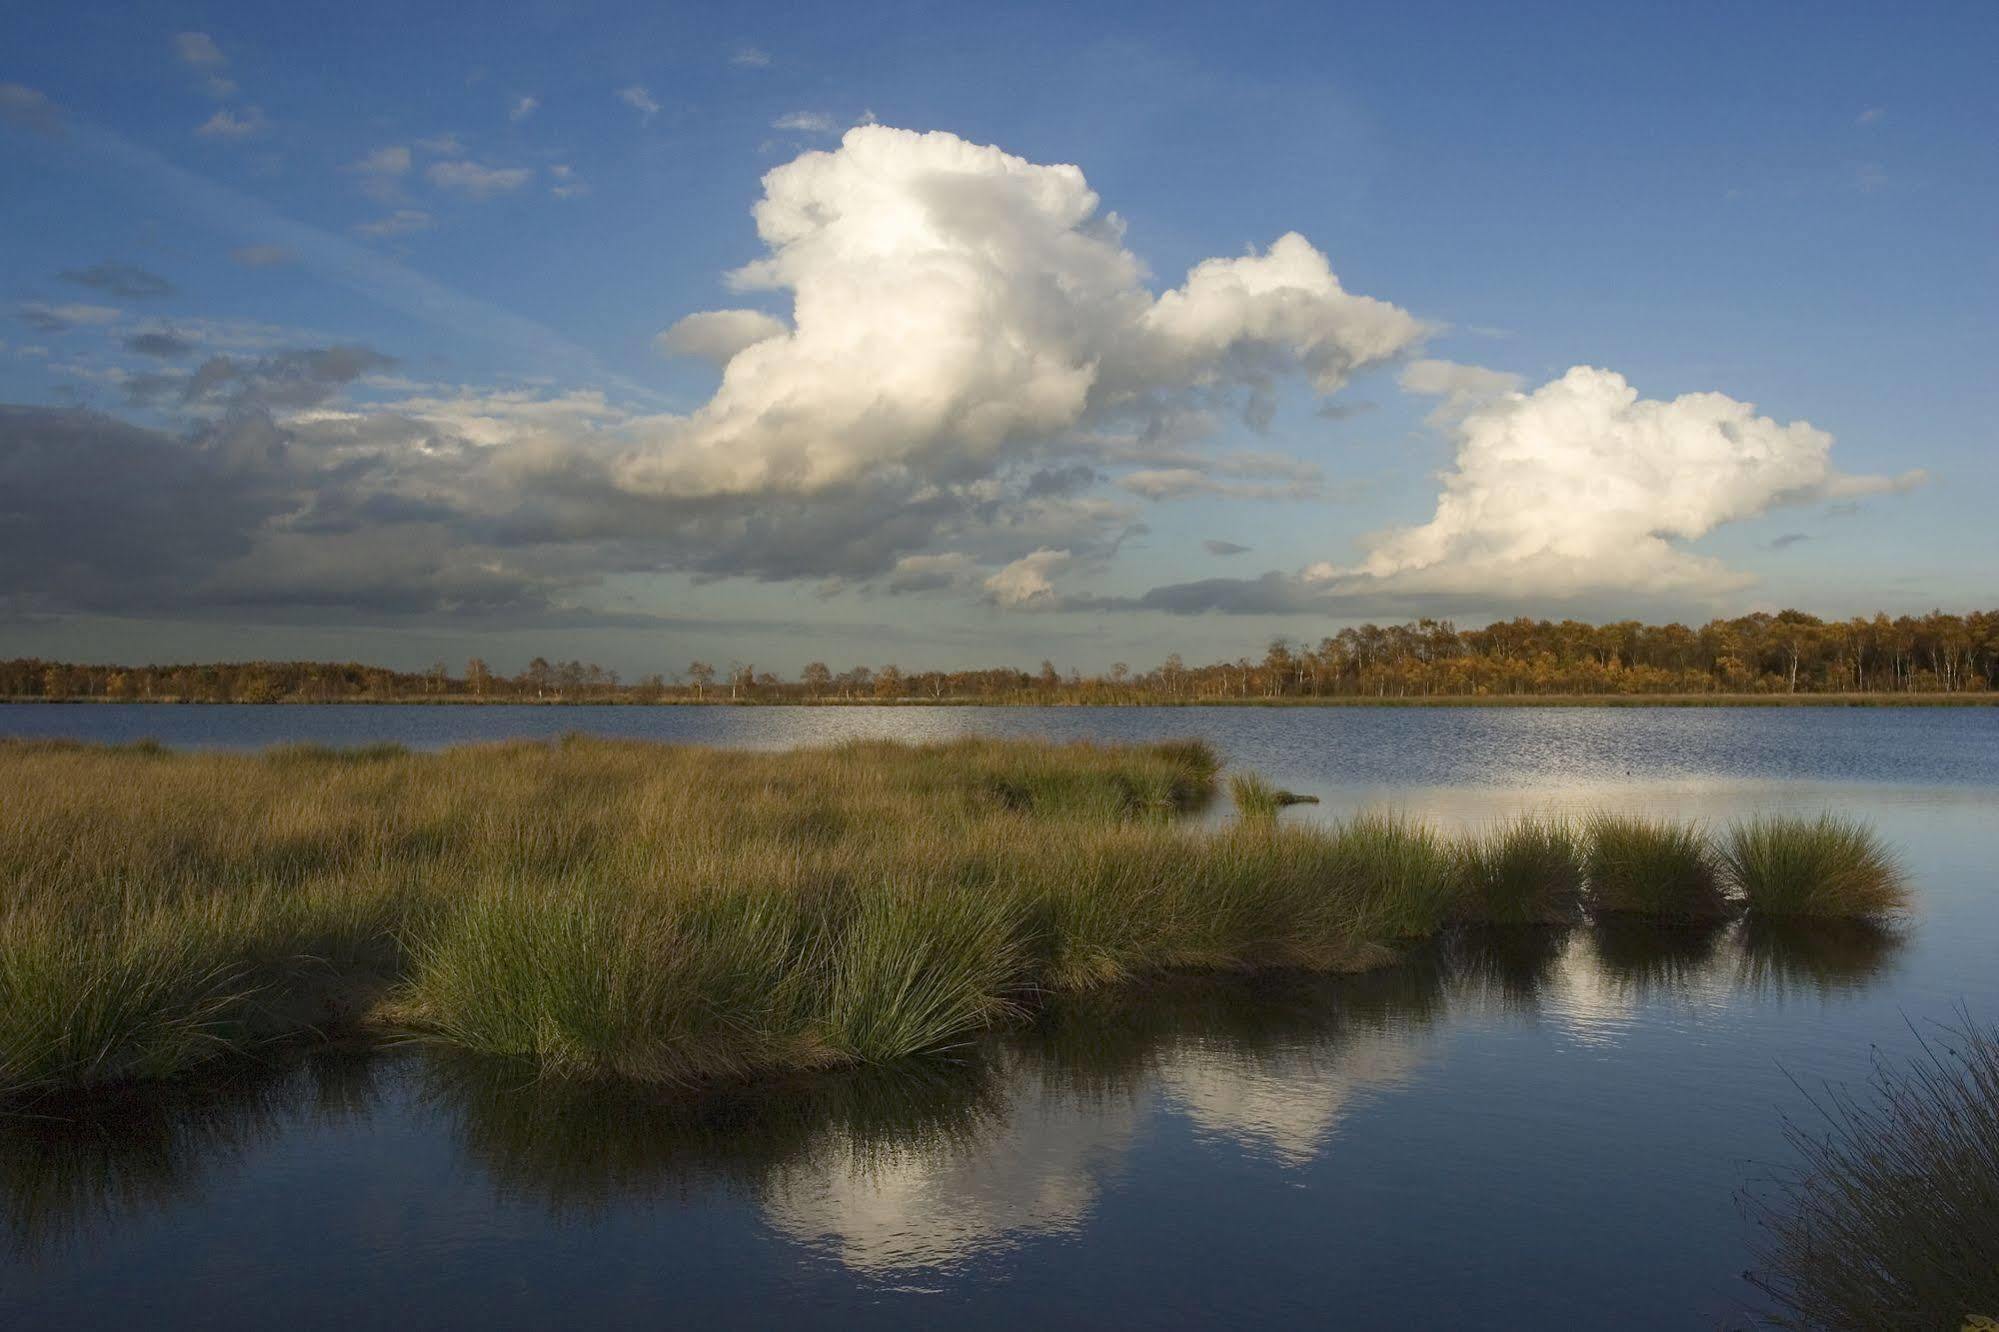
1230, 772, 1283, 820
1720, 814, 1908, 919
1583, 813, 1728, 918
1745, 1015, 1999, 1328
0, 915, 248, 1097
1331, 814, 1460, 940
1451, 816, 1585, 925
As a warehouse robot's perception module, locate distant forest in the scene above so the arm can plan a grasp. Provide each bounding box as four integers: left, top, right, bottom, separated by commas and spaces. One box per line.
6, 610, 1998, 705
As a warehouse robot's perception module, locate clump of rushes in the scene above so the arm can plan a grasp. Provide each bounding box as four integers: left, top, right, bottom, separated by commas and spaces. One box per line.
1583, 813, 1729, 918
0, 913, 249, 1098
1721, 813, 1909, 919
1452, 816, 1586, 925
1332, 814, 1459, 940
1745, 1015, 1999, 1328
1230, 772, 1283, 820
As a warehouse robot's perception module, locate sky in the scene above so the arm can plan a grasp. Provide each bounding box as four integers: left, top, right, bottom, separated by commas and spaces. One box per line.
2, 0, 1994, 677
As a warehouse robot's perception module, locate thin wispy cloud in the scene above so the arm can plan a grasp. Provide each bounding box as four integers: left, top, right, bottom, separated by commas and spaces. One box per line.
344, 145, 412, 199
173, 31, 237, 97
772, 111, 837, 133
354, 209, 433, 238
17, 302, 123, 333
426, 160, 531, 197
61, 262, 174, 299
196, 106, 268, 140
230, 244, 296, 267
618, 85, 660, 123
509, 95, 539, 122
0, 83, 64, 136
731, 46, 771, 68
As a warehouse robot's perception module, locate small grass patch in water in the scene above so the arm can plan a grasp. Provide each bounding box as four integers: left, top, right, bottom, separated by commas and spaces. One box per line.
1721, 813, 1908, 919
1583, 813, 1729, 918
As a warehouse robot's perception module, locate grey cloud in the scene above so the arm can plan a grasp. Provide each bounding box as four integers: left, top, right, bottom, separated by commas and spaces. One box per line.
1204, 540, 1251, 557
61, 262, 175, 300
1768, 532, 1811, 550
183, 345, 397, 409
231, 245, 297, 268
125, 329, 197, 359
17, 302, 121, 333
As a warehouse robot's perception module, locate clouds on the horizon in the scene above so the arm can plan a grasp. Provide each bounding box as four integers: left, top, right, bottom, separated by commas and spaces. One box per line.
0, 124, 1922, 632
1115, 362, 1921, 617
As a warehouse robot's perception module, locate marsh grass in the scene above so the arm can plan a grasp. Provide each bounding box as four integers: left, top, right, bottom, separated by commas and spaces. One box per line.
1721, 814, 1909, 919
0, 737, 1911, 1098
1584, 814, 1729, 918
1744, 1014, 1999, 1328
1452, 816, 1586, 925
1230, 772, 1283, 819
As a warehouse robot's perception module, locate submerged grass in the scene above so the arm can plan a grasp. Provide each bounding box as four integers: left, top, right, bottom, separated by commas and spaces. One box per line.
0, 736, 1913, 1099
1721, 814, 1909, 919
1744, 1014, 1999, 1328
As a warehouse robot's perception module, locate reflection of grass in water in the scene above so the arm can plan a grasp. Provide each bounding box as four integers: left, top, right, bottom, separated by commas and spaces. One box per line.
1732, 918, 1905, 998
423, 1053, 1007, 1216
1019, 958, 1453, 1104
1744, 1013, 1999, 1328
1447, 925, 1574, 1012
0, 1047, 379, 1258
1586, 916, 1729, 995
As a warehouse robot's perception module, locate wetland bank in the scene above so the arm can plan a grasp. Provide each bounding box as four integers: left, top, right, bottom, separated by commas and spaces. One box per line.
3, 705, 1995, 1327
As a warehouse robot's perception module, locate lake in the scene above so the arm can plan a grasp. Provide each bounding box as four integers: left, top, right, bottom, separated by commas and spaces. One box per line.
3, 704, 1995, 1328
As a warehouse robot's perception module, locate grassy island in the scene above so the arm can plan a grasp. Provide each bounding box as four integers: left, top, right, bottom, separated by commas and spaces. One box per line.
0, 736, 1909, 1102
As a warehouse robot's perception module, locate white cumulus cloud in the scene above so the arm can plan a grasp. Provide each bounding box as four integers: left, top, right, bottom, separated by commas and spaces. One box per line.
615, 125, 1421, 500
1311, 364, 1924, 598
984, 548, 1070, 608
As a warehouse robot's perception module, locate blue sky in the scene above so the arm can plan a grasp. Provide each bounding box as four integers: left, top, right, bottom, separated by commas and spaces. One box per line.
3, 0, 1993, 675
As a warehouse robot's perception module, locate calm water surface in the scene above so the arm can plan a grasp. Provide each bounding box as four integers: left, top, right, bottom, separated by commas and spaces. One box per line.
3, 705, 1995, 1329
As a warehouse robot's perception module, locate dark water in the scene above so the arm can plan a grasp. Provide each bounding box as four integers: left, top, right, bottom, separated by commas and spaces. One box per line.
3, 705, 1996, 1329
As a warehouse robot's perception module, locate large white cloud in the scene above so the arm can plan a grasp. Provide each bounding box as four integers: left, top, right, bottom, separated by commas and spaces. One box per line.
1307, 363, 1923, 599
621, 125, 1422, 501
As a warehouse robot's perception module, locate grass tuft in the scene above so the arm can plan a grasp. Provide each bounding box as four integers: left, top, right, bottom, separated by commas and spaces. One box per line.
1452, 816, 1586, 925
1584, 813, 1729, 918
1720, 814, 1908, 919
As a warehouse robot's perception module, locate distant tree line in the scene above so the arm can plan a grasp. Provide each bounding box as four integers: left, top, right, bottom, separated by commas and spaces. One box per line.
5, 610, 1997, 704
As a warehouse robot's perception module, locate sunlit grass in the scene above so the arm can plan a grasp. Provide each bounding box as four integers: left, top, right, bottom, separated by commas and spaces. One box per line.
0, 737, 1913, 1098
1720, 814, 1909, 919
